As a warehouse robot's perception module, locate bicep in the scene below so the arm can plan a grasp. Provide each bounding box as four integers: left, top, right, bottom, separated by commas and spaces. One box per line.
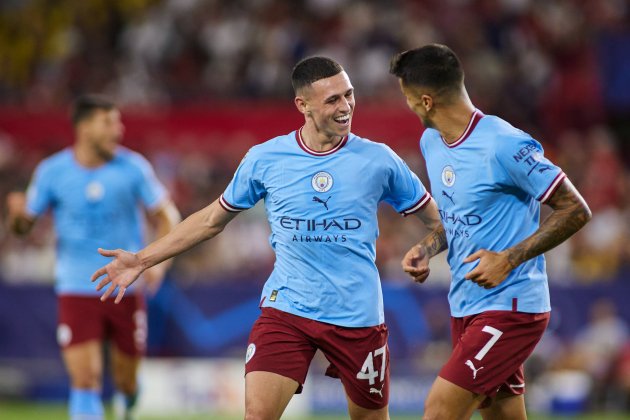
413, 198, 442, 230
544, 178, 592, 223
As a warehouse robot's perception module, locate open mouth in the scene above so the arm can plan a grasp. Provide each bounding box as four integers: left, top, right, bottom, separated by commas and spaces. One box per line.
334, 114, 351, 126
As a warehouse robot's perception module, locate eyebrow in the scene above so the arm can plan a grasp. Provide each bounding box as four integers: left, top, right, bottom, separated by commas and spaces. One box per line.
325, 88, 354, 102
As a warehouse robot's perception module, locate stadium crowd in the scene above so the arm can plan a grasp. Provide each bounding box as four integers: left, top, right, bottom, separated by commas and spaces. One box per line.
1, 0, 630, 413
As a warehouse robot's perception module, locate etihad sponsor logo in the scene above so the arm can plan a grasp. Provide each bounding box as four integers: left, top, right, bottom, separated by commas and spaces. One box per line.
280, 216, 361, 231
439, 210, 482, 226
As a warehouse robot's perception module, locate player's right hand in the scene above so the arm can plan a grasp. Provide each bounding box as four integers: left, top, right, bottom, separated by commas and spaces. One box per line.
6, 191, 26, 215
91, 248, 144, 304
402, 244, 430, 283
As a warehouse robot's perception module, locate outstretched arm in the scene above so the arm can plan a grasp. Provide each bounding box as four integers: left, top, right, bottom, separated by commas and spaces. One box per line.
91, 198, 238, 303
140, 199, 182, 294
402, 198, 448, 283
6, 192, 36, 235
464, 178, 591, 288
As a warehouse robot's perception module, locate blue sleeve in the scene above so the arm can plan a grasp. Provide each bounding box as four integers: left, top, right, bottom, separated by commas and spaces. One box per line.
25, 161, 53, 217
495, 135, 565, 203
381, 146, 431, 216
220, 148, 266, 212
132, 153, 167, 210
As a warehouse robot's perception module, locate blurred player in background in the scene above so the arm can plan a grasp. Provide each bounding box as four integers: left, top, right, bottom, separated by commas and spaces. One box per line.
390, 44, 592, 419
6, 95, 180, 420
91, 57, 444, 420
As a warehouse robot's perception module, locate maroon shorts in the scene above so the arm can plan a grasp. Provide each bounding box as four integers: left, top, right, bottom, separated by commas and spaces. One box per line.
57, 294, 147, 356
245, 307, 389, 410
439, 311, 550, 401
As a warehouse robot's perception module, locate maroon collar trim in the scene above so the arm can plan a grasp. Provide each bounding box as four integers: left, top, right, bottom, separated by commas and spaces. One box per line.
441, 109, 484, 148
296, 127, 348, 156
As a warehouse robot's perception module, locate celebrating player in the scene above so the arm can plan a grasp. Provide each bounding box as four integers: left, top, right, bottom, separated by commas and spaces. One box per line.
6, 95, 180, 420
91, 57, 443, 420
390, 44, 592, 419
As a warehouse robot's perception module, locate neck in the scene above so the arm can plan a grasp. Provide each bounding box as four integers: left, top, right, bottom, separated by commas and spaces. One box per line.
300, 123, 344, 152
433, 95, 476, 144
74, 140, 106, 168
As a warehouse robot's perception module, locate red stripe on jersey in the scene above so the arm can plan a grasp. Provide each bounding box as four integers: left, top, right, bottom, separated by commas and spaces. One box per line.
296, 127, 348, 156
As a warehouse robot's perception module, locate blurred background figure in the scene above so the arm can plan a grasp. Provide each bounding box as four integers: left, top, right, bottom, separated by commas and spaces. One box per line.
0, 0, 629, 418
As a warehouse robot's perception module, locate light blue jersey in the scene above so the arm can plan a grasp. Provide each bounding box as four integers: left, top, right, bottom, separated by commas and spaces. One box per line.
420, 110, 565, 317
221, 129, 430, 327
26, 147, 167, 295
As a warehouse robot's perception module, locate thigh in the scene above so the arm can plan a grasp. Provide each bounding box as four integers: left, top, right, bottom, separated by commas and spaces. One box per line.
318, 323, 389, 410
440, 311, 549, 398
110, 346, 141, 393
62, 340, 104, 389
245, 308, 318, 393
106, 293, 147, 356
245, 371, 300, 420
57, 296, 105, 348
479, 391, 527, 420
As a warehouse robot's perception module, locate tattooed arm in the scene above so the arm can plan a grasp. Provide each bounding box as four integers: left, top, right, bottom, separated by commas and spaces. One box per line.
464, 178, 591, 288
402, 198, 448, 283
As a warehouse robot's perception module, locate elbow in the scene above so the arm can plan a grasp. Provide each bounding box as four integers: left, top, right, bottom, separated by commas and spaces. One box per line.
576, 202, 593, 229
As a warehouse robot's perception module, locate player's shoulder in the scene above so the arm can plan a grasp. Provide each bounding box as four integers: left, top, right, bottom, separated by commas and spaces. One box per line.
36, 148, 73, 173
480, 115, 532, 143
348, 133, 398, 157
114, 146, 154, 169
247, 131, 296, 157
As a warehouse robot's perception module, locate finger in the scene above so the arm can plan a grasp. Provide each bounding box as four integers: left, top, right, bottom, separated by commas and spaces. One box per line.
403, 265, 427, 274
100, 284, 116, 301
465, 269, 481, 280
91, 267, 107, 282
115, 287, 126, 304
96, 276, 111, 291
463, 250, 483, 263
98, 248, 118, 257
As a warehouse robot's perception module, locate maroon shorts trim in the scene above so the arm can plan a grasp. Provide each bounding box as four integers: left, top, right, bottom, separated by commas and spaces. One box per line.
245, 307, 389, 409
439, 311, 550, 400
57, 294, 147, 356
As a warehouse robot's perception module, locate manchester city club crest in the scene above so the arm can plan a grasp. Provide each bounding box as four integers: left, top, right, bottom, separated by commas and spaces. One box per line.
441, 165, 456, 187
245, 343, 256, 363
312, 171, 334, 192
85, 181, 105, 202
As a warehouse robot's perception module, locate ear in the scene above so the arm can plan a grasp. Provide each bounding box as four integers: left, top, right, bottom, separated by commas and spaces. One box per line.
295, 96, 308, 115
421, 94, 434, 112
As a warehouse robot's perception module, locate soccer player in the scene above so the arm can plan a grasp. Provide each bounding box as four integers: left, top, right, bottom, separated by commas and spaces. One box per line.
91, 57, 443, 420
390, 44, 592, 419
6, 95, 180, 420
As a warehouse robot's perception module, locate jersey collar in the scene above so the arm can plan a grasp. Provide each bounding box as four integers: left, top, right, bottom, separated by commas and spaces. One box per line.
441, 109, 484, 148
296, 127, 348, 156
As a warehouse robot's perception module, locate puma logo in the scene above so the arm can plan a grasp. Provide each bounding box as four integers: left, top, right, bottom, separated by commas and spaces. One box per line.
442, 190, 455, 204
312, 195, 331, 210
465, 359, 484, 380
369, 383, 384, 398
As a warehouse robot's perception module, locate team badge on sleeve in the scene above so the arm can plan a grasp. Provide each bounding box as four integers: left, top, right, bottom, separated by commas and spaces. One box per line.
442, 166, 456, 187
312, 171, 334, 192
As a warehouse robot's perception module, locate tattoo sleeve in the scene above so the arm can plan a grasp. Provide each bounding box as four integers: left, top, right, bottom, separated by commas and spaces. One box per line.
504, 178, 592, 269
419, 223, 448, 258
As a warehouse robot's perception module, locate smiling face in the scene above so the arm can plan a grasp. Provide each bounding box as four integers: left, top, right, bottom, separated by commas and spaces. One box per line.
295, 71, 355, 140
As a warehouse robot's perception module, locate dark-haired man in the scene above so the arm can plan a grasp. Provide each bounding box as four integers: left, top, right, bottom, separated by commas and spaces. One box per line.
390, 44, 591, 419
91, 57, 444, 419
6, 95, 180, 420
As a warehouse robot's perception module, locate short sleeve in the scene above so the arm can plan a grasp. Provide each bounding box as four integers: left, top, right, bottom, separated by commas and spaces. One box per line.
134, 154, 168, 210
381, 146, 431, 216
220, 149, 266, 212
25, 162, 53, 217
495, 135, 565, 203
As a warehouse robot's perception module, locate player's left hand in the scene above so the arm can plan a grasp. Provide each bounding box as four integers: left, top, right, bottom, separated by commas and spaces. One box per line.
402, 245, 431, 284
463, 249, 513, 289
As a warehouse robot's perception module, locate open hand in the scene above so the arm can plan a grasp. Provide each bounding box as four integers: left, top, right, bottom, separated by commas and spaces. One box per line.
91, 248, 144, 303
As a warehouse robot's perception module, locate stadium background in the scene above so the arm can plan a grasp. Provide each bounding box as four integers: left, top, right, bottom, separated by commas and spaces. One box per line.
1, 0, 629, 418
